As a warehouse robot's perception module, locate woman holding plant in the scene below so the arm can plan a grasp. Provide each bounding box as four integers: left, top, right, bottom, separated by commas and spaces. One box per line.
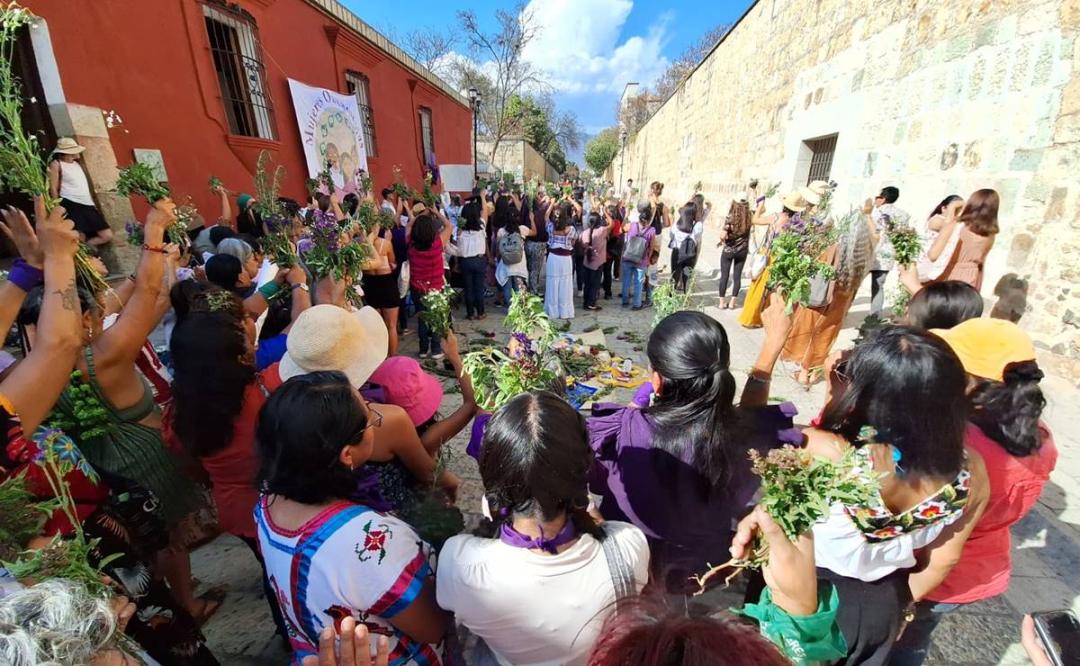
47, 200, 219, 623
738, 191, 807, 328
587, 295, 798, 593
782, 207, 876, 387
361, 210, 401, 355
545, 199, 581, 320
802, 327, 990, 664
407, 206, 453, 358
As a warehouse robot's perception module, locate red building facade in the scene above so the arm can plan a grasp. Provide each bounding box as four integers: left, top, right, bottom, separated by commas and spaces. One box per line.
22, 0, 472, 230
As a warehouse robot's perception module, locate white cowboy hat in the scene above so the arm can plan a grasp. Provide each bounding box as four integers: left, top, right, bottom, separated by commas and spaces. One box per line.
52, 137, 86, 155
279, 305, 389, 387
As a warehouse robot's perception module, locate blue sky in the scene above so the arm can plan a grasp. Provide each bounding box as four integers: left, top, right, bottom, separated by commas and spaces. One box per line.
343, 0, 754, 164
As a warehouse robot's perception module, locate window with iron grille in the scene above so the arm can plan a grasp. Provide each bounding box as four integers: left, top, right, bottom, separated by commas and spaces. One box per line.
418, 107, 434, 165
345, 71, 377, 157
203, 3, 276, 140
805, 134, 837, 185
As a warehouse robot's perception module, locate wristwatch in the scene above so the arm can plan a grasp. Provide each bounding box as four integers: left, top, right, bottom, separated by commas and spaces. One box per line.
290, 282, 309, 292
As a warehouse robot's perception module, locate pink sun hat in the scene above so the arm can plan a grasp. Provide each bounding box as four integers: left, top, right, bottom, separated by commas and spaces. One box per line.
368, 356, 444, 427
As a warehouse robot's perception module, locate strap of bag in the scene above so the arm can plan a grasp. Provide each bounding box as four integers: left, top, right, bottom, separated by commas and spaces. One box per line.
600, 525, 635, 608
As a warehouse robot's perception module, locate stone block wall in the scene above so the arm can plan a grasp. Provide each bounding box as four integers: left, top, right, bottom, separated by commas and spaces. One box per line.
615, 0, 1080, 381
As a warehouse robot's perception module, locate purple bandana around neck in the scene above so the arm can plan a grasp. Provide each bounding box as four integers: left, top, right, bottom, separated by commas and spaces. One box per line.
498, 519, 578, 554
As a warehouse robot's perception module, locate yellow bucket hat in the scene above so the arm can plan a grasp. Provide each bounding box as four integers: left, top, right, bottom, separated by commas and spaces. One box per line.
931, 318, 1036, 381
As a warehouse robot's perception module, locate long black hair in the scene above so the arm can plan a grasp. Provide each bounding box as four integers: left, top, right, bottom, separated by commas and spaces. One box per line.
256, 371, 368, 504
460, 200, 483, 232
410, 213, 439, 251
676, 204, 696, 234
646, 311, 738, 486
904, 281, 983, 330
969, 361, 1046, 457
820, 326, 968, 478
554, 201, 575, 232
479, 391, 604, 541
170, 304, 254, 458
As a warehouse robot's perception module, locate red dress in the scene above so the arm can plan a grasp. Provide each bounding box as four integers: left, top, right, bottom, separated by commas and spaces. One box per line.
164, 380, 267, 540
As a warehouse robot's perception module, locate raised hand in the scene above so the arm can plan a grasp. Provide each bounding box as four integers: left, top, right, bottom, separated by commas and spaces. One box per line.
731, 506, 817, 616
35, 198, 79, 263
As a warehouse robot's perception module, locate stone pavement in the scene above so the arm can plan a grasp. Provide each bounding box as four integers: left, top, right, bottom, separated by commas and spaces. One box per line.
193, 223, 1080, 665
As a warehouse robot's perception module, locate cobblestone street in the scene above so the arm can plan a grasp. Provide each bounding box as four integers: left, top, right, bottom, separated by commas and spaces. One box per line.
193, 224, 1080, 665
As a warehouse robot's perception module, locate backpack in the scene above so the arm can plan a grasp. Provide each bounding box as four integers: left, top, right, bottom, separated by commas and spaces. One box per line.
498, 231, 524, 264
622, 223, 650, 265
679, 233, 698, 260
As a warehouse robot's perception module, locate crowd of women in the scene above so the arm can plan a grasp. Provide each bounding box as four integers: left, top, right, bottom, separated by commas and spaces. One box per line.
0, 139, 1063, 666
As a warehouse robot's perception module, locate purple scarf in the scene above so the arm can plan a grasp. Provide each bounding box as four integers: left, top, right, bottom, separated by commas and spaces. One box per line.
499, 519, 578, 555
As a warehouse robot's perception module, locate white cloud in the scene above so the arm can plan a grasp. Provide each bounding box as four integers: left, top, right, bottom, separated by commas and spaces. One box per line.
521, 0, 670, 95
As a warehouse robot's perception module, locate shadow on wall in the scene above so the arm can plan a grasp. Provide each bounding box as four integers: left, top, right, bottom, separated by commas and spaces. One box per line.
991, 273, 1029, 323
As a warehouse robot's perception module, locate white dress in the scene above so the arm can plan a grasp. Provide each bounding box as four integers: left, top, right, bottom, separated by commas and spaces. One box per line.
544, 224, 577, 320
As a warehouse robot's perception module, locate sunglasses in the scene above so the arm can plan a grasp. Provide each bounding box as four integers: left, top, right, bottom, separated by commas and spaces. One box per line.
363, 403, 384, 432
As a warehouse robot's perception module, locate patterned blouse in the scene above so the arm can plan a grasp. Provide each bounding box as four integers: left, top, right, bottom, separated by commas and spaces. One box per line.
843, 447, 970, 543
254, 497, 443, 665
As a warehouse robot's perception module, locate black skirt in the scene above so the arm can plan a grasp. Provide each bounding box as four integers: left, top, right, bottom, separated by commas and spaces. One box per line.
362, 272, 400, 309
61, 198, 109, 238
818, 567, 912, 665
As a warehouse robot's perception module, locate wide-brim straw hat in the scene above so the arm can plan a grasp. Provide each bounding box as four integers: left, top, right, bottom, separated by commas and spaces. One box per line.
781, 190, 810, 211
279, 305, 389, 387
798, 186, 822, 206
52, 137, 86, 155
807, 180, 832, 196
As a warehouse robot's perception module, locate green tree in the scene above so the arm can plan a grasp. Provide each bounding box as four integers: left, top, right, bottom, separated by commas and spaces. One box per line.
584, 128, 620, 175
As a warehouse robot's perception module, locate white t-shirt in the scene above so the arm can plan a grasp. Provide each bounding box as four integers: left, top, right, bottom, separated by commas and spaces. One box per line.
670, 222, 704, 252
457, 222, 487, 258
436, 521, 649, 666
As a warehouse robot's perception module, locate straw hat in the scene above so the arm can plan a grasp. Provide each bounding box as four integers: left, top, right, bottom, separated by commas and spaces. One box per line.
733, 193, 749, 204
807, 180, 832, 196
52, 137, 85, 155
781, 190, 809, 211
798, 186, 822, 206
279, 305, 389, 387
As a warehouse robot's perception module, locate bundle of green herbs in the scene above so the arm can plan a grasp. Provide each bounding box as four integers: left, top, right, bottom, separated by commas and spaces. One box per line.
0, 4, 108, 295
690, 445, 878, 592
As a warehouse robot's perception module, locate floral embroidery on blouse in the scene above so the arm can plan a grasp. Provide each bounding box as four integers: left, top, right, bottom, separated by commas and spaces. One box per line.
843, 447, 970, 543
355, 519, 394, 564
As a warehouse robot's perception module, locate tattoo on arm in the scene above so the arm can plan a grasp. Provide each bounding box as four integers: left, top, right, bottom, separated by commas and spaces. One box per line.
53, 278, 78, 311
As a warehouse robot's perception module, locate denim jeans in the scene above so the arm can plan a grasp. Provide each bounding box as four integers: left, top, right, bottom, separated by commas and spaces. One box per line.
460, 255, 486, 317
621, 263, 646, 307
889, 600, 963, 666
502, 275, 526, 308
412, 287, 443, 356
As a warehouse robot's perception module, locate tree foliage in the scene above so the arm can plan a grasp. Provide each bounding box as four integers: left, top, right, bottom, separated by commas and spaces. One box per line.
455, 2, 544, 164
584, 128, 621, 176
506, 94, 580, 174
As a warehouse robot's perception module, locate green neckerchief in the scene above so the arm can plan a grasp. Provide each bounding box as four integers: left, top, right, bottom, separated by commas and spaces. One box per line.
733, 582, 847, 665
